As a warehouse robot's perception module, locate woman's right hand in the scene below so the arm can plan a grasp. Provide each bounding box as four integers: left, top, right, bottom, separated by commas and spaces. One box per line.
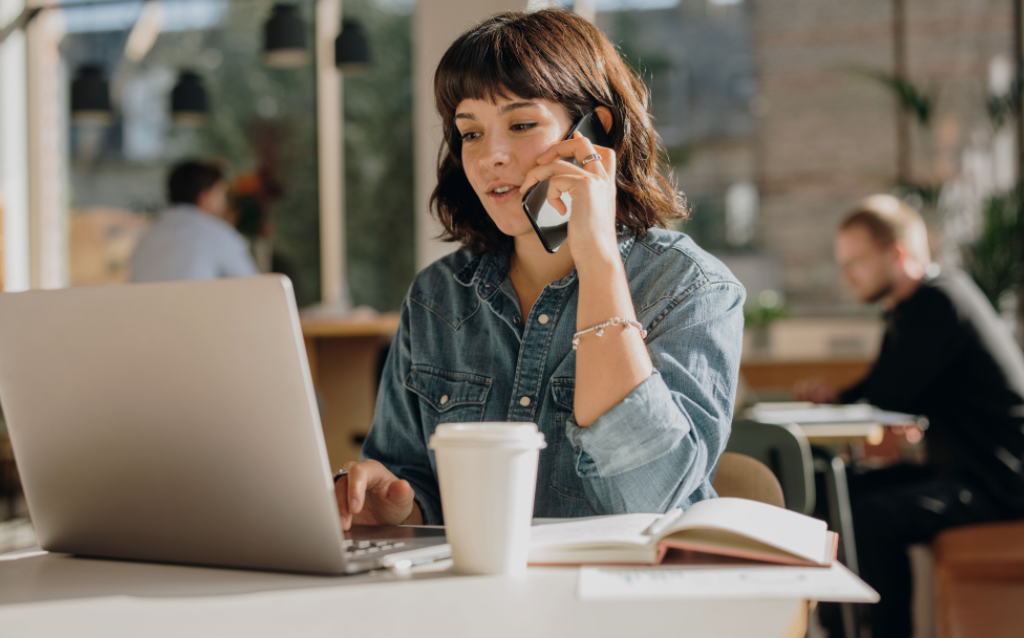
334, 459, 422, 531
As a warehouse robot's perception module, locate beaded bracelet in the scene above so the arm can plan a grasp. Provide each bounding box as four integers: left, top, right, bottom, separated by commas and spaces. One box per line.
572, 317, 648, 351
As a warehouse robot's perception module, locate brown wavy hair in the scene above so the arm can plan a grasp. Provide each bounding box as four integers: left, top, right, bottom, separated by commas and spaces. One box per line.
430, 8, 688, 254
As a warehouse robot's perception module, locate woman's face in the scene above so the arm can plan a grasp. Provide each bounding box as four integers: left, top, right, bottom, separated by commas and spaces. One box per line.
454, 95, 573, 239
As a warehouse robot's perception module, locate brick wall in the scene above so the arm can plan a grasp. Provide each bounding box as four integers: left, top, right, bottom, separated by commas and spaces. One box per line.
752, 0, 1013, 310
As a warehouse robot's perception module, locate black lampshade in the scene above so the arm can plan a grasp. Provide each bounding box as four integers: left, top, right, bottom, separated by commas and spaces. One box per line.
70, 65, 112, 125
171, 71, 208, 126
335, 20, 370, 74
264, 3, 310, 68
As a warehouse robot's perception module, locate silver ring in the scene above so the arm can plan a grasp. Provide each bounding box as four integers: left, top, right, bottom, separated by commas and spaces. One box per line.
580, 153, 602, 167
333, 468, 349, 483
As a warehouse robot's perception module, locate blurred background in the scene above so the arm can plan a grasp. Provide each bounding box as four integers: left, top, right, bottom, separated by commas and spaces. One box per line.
0, 2, 1022, 629
3, 0, 1019, 350
0, 0, 1020, 488
1, 0, 1019, 324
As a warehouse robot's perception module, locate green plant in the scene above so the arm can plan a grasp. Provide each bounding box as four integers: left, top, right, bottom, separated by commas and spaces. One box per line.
963, 193, 1024, 309
856, 70, 935, 126
744, 290, 789, 328
987, 78, 1021, 129
185, 0, 415, 311
342, 0, 415, 313
893, 180, 943, 212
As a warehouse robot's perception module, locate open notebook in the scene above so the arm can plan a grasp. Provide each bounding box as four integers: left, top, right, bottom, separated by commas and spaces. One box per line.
529, 498, 839, 567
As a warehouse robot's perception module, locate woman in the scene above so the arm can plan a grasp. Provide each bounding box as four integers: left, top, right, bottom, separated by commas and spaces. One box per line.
336, 9, 744, 528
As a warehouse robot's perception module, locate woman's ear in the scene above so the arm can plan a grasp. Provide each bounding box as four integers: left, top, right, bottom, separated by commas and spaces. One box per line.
594, 106, 613, 135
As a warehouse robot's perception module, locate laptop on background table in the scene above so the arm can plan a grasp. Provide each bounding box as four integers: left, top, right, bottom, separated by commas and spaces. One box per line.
0, 275, 447, 574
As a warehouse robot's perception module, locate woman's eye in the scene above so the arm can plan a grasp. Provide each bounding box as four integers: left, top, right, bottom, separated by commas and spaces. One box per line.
460, 131, 480, 141
511, 122, 537, 132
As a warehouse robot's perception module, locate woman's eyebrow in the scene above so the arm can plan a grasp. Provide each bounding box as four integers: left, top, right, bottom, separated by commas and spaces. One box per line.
454, 101, 540, 122
498, 101, 539, 115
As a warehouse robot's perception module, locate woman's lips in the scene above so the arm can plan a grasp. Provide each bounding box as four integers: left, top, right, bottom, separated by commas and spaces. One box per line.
487, 185, 522, 204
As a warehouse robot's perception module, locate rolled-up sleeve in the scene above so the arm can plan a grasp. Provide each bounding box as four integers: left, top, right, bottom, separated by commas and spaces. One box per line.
565, 280, 745, 514
361, 297, 444, 525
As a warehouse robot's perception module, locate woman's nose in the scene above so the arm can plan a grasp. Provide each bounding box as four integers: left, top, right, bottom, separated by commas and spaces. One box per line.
479, 136, 511, 168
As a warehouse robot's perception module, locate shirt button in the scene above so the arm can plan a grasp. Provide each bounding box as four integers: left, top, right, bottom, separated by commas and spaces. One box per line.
537, 314, 549, 325
520, 396, 531, 407
440, 395, 449, 405
514, 315, 521, 324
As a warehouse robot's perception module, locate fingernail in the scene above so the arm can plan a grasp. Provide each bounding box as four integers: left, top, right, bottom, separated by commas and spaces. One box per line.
350, 498, 359, 512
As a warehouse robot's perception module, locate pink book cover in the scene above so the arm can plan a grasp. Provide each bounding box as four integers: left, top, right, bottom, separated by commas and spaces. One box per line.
655, 530, 839, 568
529, 532, 839, 567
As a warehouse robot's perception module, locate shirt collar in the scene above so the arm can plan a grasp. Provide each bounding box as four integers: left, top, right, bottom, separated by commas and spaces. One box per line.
452, 227, 638, 298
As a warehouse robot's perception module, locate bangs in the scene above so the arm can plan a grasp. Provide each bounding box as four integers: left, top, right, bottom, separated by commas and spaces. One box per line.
434, 14, 596, 121
430, 9, 687, 254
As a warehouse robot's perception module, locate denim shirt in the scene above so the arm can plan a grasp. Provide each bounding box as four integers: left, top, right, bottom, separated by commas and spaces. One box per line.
362, 227, 745, 524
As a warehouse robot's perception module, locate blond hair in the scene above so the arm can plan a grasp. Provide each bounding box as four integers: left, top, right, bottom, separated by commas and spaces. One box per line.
839, 195, 931, 264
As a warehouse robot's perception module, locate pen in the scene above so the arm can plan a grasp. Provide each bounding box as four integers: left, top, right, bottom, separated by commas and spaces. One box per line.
380, 543, 453, 571
642, 508, 684, 537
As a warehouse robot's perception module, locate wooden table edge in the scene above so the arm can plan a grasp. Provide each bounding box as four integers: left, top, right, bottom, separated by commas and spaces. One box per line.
300, 313, 401, 338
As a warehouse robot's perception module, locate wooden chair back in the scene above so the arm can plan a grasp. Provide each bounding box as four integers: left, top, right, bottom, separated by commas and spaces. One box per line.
712, 452, 786, 509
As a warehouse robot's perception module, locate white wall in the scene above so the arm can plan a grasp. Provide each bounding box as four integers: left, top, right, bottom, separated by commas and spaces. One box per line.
0, 0, 31, 291
0, 1, 68, 291
316, 0, 345, 307
26, 8, 67, 289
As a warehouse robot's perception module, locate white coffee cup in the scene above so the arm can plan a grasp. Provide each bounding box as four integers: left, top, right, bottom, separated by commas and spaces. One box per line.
428, 422, 547, 576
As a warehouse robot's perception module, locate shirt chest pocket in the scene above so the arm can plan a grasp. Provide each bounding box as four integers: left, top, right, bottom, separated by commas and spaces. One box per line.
405, 366, 491, 425
549, 377, 588, 502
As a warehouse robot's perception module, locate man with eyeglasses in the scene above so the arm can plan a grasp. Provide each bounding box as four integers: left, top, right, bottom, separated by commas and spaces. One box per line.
795, 194, 1024, 638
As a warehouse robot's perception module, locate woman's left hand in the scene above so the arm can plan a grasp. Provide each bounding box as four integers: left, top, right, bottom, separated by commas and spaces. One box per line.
519, 131, 619, 267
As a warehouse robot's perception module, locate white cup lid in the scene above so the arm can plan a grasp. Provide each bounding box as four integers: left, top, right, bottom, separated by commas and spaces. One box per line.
428, 422, 547, 450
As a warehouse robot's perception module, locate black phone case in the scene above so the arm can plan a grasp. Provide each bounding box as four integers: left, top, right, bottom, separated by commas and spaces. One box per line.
522, 111, 614, 253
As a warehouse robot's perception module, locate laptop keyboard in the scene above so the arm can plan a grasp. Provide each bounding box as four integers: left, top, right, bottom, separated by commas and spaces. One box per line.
342, 539, 407, 557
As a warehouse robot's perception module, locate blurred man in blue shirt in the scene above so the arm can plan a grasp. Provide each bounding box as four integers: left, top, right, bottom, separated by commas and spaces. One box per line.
131, 161, 258, 282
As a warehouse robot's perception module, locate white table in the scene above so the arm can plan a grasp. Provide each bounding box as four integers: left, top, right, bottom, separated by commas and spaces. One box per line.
0, 549, 808, 637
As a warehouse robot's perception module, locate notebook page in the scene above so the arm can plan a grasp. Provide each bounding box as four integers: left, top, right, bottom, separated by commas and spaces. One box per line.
670, 498, 828, 564
530, 513, 661, 548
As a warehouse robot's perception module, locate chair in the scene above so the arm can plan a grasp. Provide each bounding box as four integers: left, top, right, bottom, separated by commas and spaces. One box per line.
712, 452, 786, 508
932, 520, 1024, 638
727, 420, 859, 638
726, 420, 815, 515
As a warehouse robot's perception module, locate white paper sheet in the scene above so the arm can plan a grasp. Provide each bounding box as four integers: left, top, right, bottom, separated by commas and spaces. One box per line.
747, 403, 918, 426
576, 562, 879, 603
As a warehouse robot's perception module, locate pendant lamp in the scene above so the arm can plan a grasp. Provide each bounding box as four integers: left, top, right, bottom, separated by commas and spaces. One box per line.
264, 3, 310, 68
171, 71, 208, 126
335, 20, 370, 75
70, 65, 112, 125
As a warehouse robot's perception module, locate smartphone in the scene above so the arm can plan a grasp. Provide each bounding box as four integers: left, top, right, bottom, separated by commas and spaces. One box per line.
521, 111, 614, 253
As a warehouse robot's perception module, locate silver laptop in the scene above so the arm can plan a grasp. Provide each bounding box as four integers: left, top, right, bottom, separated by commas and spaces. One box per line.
0, 275, 447, 574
